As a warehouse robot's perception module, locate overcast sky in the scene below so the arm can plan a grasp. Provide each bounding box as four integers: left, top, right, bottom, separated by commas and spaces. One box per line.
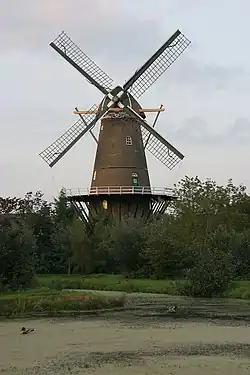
1, 0, 249, 200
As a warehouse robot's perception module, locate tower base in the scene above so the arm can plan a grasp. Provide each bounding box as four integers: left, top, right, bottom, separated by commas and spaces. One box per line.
66, 186, 176, 227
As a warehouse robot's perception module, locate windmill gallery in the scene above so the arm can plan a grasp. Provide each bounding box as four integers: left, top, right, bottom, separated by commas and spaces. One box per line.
40, 30, 191, 226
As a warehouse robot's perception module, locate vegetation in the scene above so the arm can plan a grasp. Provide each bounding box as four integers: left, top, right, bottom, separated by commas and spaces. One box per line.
0, 288, 124, 317
1, 176, 250, 304
36, 274, 183, 294
35, 274, 250, 300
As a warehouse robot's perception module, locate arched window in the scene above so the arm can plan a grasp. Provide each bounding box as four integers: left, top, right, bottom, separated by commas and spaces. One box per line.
126, 136, 132, 145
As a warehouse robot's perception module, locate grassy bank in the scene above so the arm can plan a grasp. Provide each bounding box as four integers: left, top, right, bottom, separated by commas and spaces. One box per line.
36, 274, 183, 295
0, 288, 124, 317
2, 275, 250, 317
36, 274, 250, 300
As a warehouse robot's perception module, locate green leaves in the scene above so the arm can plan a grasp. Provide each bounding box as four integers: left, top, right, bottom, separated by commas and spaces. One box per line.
0, 220, 37, 291
1, 175, 250, 297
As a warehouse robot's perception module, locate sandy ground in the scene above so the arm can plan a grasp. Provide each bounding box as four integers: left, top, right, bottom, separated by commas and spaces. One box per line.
1, 315, 250, 374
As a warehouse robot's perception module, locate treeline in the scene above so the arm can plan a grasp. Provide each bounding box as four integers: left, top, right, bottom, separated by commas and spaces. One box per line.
1, 176, 250, 297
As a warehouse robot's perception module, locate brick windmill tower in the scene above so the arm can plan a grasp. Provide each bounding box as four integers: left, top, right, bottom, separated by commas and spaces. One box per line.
40, 30, 191, 226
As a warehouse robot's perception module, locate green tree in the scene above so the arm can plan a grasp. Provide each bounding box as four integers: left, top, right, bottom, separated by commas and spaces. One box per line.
230, 229, 250, 279
51, 189, 75, 274
142, 217, 190, 279
0, 219, 37, 291
106, 218, 145, 275
172, 176, 250, 245
184, 227, 235, 297
69, 217, 95, 273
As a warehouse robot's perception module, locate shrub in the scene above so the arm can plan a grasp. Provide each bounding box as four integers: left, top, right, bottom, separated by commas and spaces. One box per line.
184, 247, 232, 298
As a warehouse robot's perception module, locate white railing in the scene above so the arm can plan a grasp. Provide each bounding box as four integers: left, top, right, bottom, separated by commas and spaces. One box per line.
65, 186, 176, 197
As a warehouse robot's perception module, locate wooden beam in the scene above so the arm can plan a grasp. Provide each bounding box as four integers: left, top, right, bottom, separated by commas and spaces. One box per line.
141, 108, 165, 113
75, 106, 98, 144
74, 110, 98, 114
144, 104, 164, 149
73, 107, 165, 115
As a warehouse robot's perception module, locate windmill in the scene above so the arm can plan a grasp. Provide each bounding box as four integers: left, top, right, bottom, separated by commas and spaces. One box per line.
40, 30, 191, 226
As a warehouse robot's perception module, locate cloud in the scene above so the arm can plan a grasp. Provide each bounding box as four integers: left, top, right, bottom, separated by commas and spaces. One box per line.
0, 0, 163, 59
171, 117, 216, 142
1, 0, 250, 200
157, 57, 246, 94
227, 118, 250, 142
162, 116, 250, 145
2, 0, 244, 95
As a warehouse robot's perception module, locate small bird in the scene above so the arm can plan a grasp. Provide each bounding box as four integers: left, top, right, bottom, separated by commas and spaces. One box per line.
166, 305, 177, 313
20, 327, 35, 335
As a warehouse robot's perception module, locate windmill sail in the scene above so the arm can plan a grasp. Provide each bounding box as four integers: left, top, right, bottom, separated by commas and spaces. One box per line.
124, 30, 191, 99
40, 105, 99, 167
41, 29, 189, 171
140, 126, 183, 169
123, 106, 184, 170
50, 31, 113, 95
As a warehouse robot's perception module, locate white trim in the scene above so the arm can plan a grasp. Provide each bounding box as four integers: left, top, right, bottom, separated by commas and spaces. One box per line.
101, 98, 105, 111
118, 102, 124, 108
117, 90, 124, 98
65, 186, 176, 196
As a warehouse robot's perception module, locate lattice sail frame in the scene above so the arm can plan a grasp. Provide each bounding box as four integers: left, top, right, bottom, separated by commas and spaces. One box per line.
51, 31, 113, 92
39, 104, 99, 167
121, 114, 183, 170
127, 32, 191, 99
140, 124, 181, 170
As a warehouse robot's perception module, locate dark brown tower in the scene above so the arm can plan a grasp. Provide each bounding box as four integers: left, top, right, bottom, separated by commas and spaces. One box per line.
40, 29, 191, 226
91, 94, 149, 188
90, 111, 151, 217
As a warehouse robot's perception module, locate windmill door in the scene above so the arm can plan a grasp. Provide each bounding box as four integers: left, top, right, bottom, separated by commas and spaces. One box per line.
132, 173, 140, 192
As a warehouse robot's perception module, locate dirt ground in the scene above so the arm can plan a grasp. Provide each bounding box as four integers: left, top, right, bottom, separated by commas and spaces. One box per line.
1, 315, 250, 374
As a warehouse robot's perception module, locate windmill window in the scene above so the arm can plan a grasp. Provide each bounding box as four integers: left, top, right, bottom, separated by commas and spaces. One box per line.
93, 171, 96, 180
126, 136, 132, 145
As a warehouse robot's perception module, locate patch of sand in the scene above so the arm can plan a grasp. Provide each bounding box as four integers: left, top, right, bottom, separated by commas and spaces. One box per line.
0, 317, 250, 374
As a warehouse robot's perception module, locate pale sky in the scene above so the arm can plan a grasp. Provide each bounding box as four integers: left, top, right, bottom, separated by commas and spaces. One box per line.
0, 0, 249, 200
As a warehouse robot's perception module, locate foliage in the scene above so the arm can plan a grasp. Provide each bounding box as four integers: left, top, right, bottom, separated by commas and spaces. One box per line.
0, 290, 124, 317
141, 217, 191, 279
104, 218, 145, 275
1, 177, 250, 298
36, 274, 250, 299
184, 247, 232, 297
36, 274, 184, 295
0, 220, 37, 291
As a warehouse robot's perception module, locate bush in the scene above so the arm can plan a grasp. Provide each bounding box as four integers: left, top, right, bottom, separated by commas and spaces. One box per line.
184, 247, 232, 297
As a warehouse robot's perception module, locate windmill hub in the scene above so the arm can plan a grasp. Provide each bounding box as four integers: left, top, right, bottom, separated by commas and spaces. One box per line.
101, 86, 136, 114
112, 96, 119, 103
106, 86, 126, 109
